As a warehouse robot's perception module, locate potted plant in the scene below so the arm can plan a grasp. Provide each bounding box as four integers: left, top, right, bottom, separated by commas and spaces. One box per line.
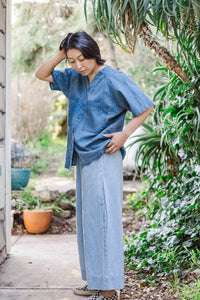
15, 186, 62, 234
11, 139, 31, 190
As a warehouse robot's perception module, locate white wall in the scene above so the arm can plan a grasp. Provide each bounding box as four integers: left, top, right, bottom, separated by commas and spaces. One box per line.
123, 126, 144, 172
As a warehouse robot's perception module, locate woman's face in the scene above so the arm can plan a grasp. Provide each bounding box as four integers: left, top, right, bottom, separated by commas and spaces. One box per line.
67, 48, 97, 76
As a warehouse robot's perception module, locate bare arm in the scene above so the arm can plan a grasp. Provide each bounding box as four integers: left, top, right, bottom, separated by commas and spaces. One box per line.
104, 106, 154, 153
35, 50, 66, 82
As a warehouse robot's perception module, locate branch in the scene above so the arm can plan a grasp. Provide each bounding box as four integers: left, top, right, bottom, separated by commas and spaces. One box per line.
139, 23, 190, 83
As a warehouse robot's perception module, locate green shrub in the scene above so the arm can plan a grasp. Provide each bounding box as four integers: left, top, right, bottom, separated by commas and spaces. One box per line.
124, 17, 200, 278
125, 160, 200, 277
30, 157, 48, 177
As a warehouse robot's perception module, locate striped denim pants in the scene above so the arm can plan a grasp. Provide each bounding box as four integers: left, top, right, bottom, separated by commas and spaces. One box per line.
76, 151, 124, 290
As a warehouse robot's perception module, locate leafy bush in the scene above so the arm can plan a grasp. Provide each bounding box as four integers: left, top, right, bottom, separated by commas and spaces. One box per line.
127, 193, 145, 211
125, 151, 200, 277
124, 10, 200, 278
30, 157, 48, 177
26, 132, 69, 178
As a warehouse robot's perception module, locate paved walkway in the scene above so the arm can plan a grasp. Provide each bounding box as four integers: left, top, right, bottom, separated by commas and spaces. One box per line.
0, 234, 87, 300
1, 177, 142, 299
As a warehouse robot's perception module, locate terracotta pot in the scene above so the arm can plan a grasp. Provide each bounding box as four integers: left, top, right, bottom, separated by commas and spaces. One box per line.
23, 209, 52, 234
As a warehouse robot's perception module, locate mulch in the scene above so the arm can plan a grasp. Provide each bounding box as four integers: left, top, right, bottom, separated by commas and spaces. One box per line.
12, 196, 196, 299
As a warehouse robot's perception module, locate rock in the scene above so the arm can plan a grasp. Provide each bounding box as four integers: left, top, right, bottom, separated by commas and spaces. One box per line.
35, 185, 49, 192
60, 210, 71, 219
68, 216, 76, 228
123, 170, 134, 181
31, 191, 50, 203
57, 199, 76, 211
49, 190, 60, 202
64, 189, 76, 198
51, 215, 66, 225
193, 269, 200, 275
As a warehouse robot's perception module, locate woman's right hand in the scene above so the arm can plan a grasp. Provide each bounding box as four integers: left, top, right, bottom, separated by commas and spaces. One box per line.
35, 51, 66, 82
59, 49, 67, 60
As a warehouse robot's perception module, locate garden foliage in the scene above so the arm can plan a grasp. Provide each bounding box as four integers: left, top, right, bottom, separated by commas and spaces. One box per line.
86, 0, 200, 276
125, 8, 200, 276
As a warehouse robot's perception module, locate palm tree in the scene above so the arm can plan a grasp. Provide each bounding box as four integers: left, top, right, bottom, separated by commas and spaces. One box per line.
84, 0, 200, 83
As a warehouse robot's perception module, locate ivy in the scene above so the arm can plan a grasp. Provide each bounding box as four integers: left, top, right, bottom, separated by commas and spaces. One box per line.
125, 16, 200, 277
125, 157, 200, 276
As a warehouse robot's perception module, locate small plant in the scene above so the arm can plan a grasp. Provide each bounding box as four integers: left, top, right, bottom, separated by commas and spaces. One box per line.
187, 249, 200, 269
123, 235, 130, 245
15, 185, 62, 214
126, 181, 151, 217
179, 278, 200, 300
11, 156, 31, 169
169, 273, 200, 300
61, 193, 76, 205
127, 193, 144, 211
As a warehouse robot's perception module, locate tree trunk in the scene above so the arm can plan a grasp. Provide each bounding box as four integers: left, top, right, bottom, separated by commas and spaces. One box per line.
58, 115, 67, 137
139, 22, 190, 83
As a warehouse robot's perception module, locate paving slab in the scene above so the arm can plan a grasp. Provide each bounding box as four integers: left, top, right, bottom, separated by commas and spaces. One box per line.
0, 288, 87, 300
30, 177, 76, 193
0, 234, 87, 300
30, 176, 141, 195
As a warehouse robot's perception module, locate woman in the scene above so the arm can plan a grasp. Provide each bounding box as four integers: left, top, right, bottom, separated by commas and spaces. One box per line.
35, 31, 154, 300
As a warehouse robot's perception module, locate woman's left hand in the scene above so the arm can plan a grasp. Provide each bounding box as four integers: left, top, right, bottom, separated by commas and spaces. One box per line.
103, 131, 128, 154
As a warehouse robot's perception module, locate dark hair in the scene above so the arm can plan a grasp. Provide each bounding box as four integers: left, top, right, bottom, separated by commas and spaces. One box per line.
59, 31, 105, 66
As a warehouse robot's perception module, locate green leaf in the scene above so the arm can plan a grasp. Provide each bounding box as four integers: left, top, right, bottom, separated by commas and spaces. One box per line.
151, 66, 168, 73
84, 0, 88, 21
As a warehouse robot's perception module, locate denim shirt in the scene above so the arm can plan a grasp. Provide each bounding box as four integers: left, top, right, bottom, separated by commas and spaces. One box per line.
50, 66, 154, 170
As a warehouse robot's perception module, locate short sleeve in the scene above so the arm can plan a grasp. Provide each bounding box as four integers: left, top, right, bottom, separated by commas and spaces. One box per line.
109, 70, 154, 117
49, 69, 72, 98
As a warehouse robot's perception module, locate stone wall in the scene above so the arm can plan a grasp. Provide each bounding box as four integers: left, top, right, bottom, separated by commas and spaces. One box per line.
0, 0, 7, 263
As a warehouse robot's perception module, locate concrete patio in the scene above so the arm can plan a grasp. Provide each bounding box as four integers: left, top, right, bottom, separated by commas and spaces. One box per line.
0, 234, 87, 300
0, 176, 140, 299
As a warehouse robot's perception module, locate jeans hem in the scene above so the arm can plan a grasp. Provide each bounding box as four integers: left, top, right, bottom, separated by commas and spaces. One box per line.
87, 276, 124, 290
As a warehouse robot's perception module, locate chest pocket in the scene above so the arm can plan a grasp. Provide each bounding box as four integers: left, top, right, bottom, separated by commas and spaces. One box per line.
83, 100, 111, 134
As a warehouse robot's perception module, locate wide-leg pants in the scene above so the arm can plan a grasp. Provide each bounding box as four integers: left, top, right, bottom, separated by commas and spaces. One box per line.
76, 151, 124, 290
